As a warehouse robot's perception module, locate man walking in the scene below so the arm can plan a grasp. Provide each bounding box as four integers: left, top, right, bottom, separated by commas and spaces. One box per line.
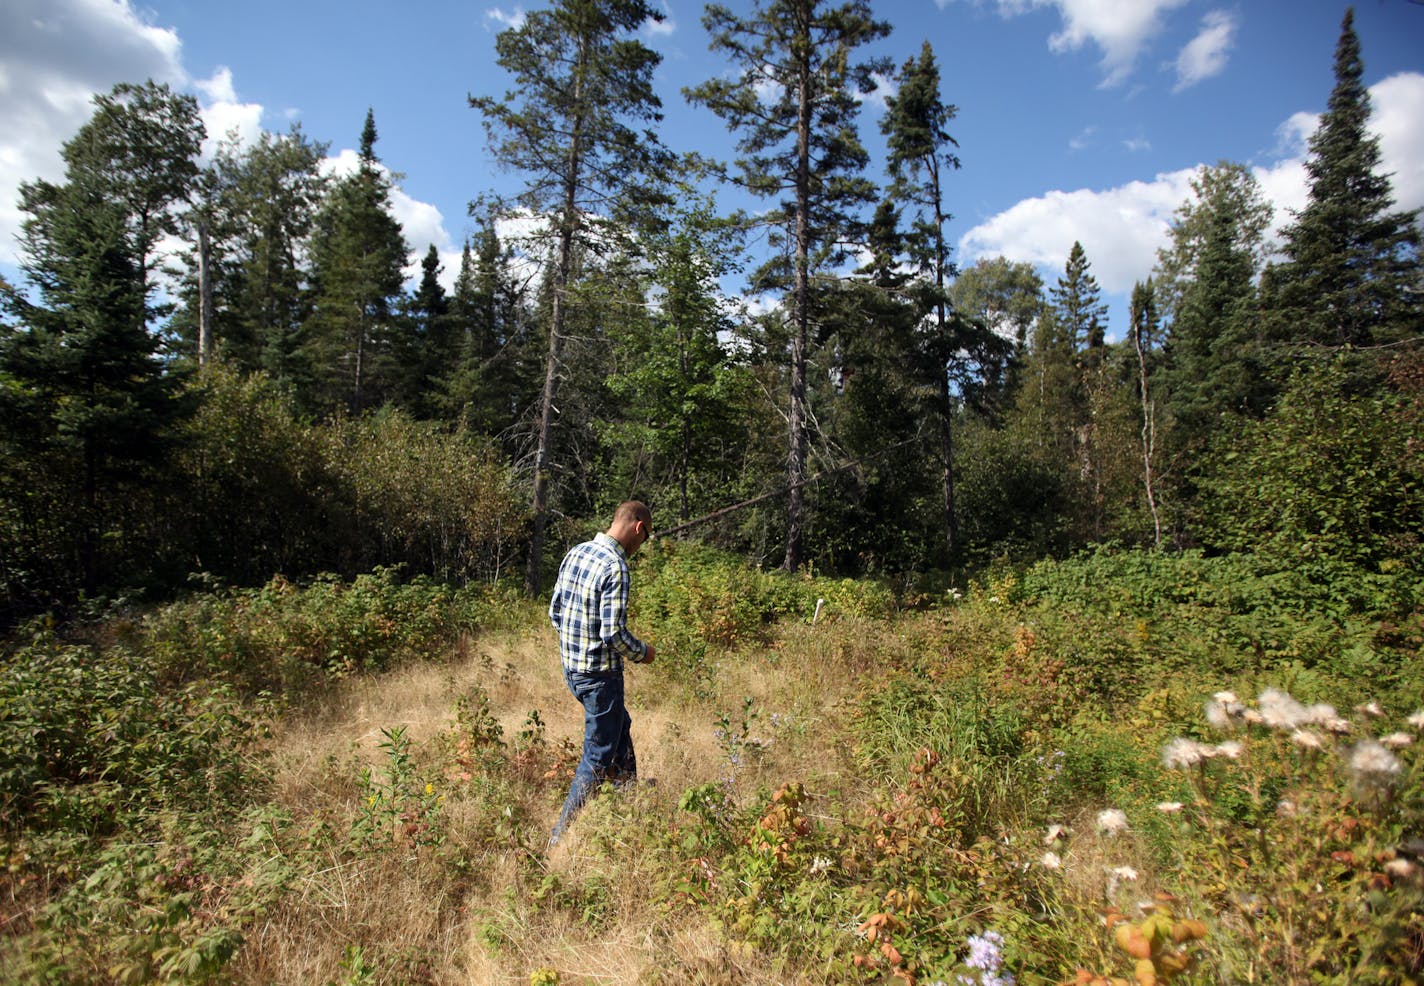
548, 500, 656, 845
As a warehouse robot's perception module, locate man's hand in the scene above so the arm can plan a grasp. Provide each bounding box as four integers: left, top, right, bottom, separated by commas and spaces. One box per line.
640, 642, 656, 665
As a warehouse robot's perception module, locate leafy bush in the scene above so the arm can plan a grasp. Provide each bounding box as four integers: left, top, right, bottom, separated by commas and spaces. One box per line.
634, 539, 896, 653
0, 639, 260, 833
1200, 355, 1424, 573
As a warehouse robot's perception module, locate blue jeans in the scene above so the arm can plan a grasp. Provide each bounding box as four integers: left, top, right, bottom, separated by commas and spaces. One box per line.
551, 668, 636, 842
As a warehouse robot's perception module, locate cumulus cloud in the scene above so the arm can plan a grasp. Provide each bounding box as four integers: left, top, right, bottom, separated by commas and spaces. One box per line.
958, 170, 1196, 295
964, 0, 1192, 87
194, 68, 264, 160
1173, 10, 1237, 92
1369, 72, 1424, 213
0, 0, 185, 266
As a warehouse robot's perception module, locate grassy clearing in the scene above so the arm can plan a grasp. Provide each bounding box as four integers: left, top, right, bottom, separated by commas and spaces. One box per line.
3, 546, 1422, 984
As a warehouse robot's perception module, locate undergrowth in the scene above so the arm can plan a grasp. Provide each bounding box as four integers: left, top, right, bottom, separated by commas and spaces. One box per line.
1, 545, 1420, 983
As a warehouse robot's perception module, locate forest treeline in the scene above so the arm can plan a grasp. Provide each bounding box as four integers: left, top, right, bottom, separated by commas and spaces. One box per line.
0, 2, 1420, 625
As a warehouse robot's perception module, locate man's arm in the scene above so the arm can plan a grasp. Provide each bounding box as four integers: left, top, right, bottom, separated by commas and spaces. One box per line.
598, 562, 649, 663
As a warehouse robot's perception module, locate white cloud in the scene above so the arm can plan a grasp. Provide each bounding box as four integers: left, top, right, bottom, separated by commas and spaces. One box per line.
1173, 9, 1237, 92
1068, 125, 1098, 151
958, 169, 1196, 295
644, 1, 677, 38
485, 6, 526, 31
958, 71, 1424, 308
1369, 72, 1424, 214
195, 68, 264, 160
1123, 137, 1151, 152
0, 0, 185, 266
861, 71, 896, 113
971, 0, 1192, 87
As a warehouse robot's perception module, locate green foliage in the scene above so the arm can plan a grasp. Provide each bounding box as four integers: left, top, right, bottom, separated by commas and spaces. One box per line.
0, 638, 260, 833
1200, 356, 1424, 578
139, 567, 507, 699
633, 540, 896, 677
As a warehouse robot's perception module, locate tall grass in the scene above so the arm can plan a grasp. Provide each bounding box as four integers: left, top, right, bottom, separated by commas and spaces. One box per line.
2, 545, 1420, 983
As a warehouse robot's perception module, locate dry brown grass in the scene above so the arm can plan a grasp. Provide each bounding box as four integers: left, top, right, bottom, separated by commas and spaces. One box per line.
225, 615, 897, 985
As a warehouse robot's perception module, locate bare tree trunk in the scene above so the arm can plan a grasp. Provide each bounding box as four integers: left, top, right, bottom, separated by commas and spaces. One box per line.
1133, 321, 1162, 547
197, 220, 215, 365
525, 50, 586, 597
783, 18, 812, 573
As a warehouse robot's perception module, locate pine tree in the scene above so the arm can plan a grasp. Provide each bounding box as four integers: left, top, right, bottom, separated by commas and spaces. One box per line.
470, 0, 673, 594
0, 82, 199, 602
687, 0, 891, 572
881, 41, 1010, 561
396, 244, 453, 416
1261, 7, 1420, 349
306, 110, 409, 415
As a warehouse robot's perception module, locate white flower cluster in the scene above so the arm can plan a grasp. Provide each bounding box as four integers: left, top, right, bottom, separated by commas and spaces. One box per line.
1162, 688, 1418, 798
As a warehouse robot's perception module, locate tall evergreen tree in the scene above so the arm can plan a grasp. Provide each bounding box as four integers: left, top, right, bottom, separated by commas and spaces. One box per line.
0, 82, 199, 603
880, 42, 1009, 562
1163, 192, 1263, 448
306, 110, 409, 415
470, 0, 673, 594
176, 125, 329, 378
1261, 7, 1420, 349
440, 226, 533, 438
603, 200, 748, 525
396, 244, 454, 416
687, 0, 891, 572
1153, 163, 1272, 328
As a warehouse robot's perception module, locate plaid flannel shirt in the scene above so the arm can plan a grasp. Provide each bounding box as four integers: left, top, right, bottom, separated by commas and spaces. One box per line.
548, 533, 647, 673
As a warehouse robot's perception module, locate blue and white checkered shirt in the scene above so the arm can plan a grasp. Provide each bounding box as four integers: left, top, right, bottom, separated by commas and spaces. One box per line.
548, 532, 648, 673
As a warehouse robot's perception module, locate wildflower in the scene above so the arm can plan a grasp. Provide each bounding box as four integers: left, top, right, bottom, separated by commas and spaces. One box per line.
1385, 858, 1416, 879
1205, 700, 1234, 731
1408, 709, 1424, 730
1156, 801, 1183, 813
1276, 798, 1298, 817
1044, 823, 1066, 844
1096, 809, 1129, 835
1324, 718, 1353, 735
1040, 851, 1062, 870
1110, 865, 1139, 881
809, 855, 832, 875
1291, 729, 1325, 750
1161, 738, 1211, 770
1213, 690, 1240, 705
1380, 732, 1414, 750
963, 931, 1013, 985
1303, 702, 1338, 725
1215, 740, 1243, 760
424, 782, 435, 795
1241, 709, 1265, 725
1357, 701, 1384, 718
1259, 688, 1307, 730
1347, 739, 1403, 792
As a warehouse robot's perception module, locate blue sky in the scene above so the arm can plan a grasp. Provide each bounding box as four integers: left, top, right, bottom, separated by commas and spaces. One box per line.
3, 0, 1422, 335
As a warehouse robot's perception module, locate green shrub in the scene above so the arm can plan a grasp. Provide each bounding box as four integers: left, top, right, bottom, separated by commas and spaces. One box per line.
0, 640, 260, 833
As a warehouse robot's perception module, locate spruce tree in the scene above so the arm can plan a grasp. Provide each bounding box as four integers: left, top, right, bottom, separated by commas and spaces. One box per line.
1261, 7, 1420, 349
687, 0, 891, 572
470, 0, 673, 594
0, 82, 199, 602
306, 110, 409, 415
177, 126, 329, 380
